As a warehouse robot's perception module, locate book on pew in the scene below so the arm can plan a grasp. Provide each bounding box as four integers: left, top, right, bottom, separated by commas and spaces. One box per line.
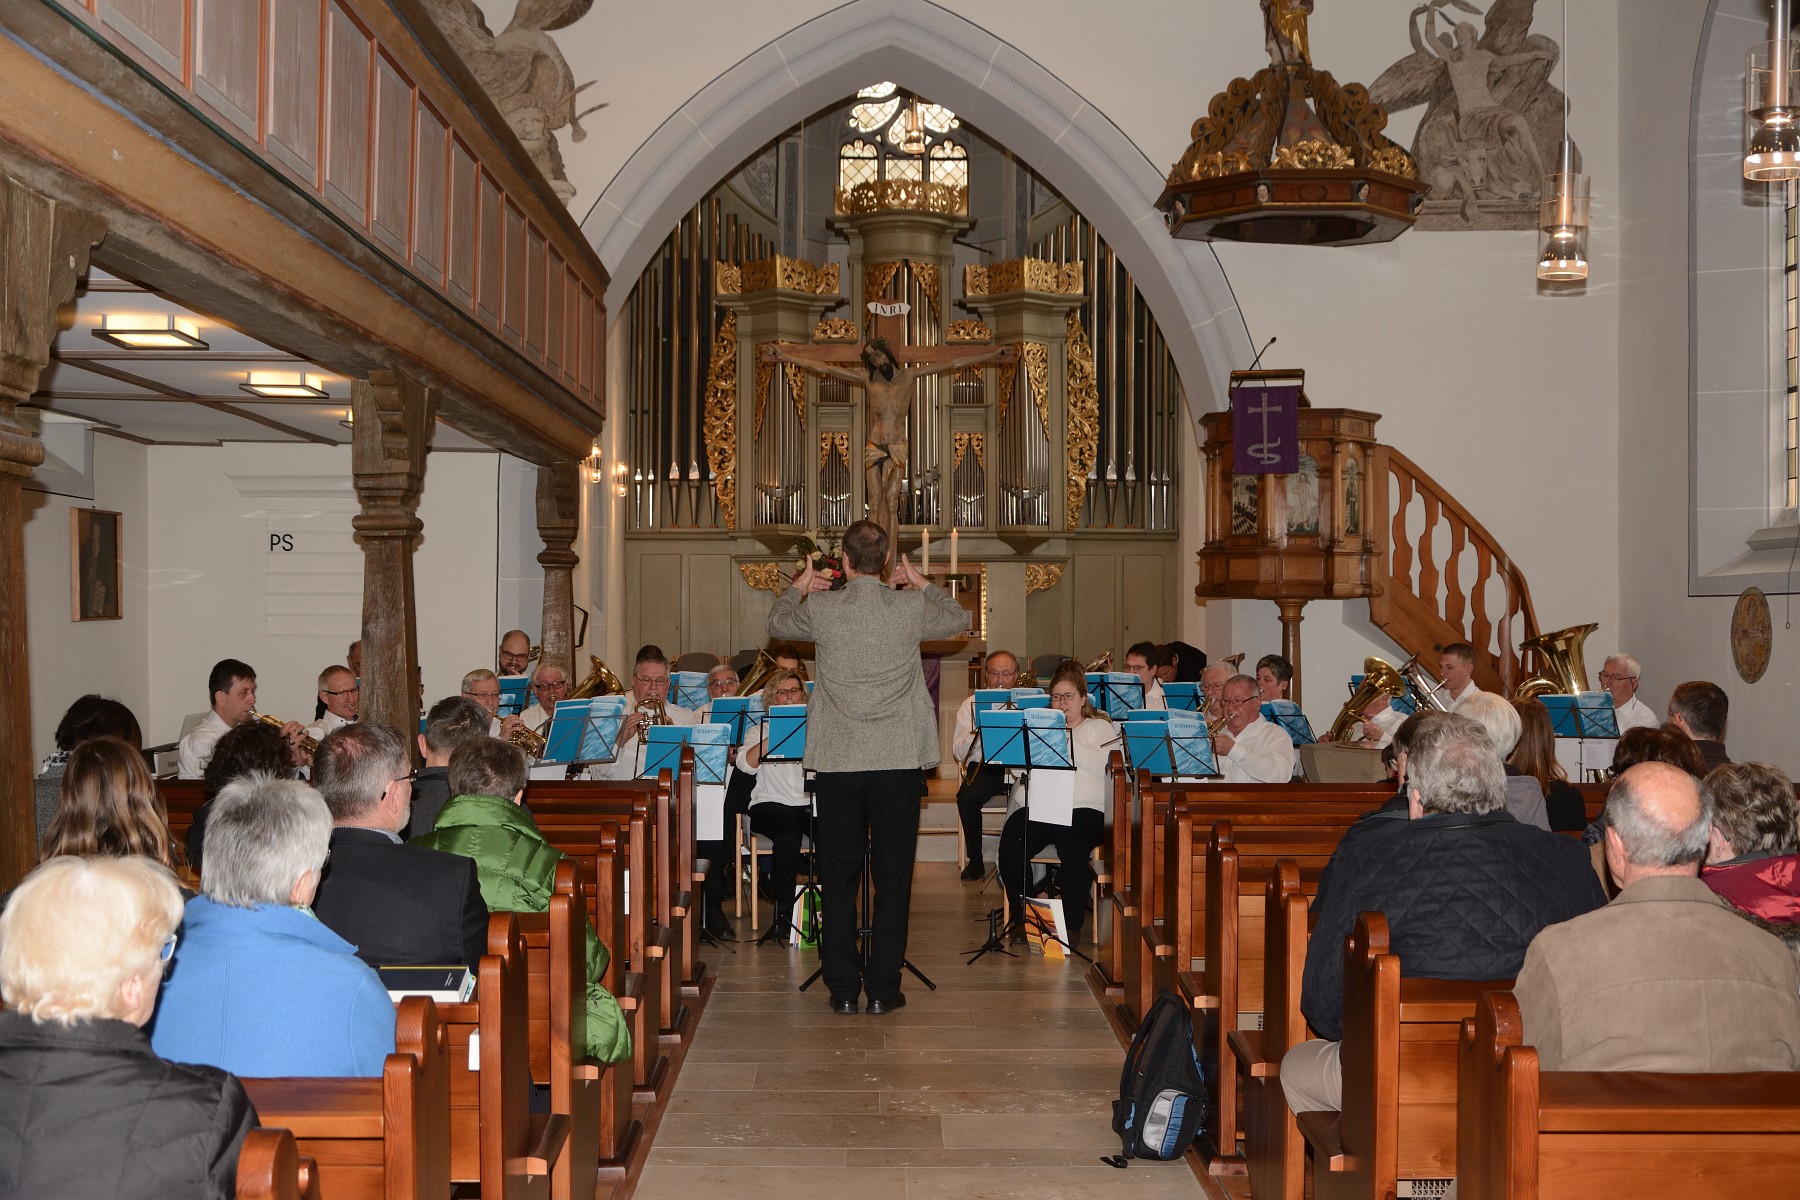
378, 965, 475, 1002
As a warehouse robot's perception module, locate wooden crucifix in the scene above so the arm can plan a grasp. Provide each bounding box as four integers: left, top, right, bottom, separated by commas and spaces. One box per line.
760, 300, 1015, 551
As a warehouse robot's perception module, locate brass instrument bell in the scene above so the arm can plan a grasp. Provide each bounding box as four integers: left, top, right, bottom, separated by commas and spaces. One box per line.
735, 649, 779, 696
1220, 652, 1247, 672
1326, 657, 1408, 743
568, 655, 624, 699
506, 718, 548, 757
1085, 650, 1113, 673
634, 696, 670, 744
1513, 623, 1598, 700
254, 712, 319, 756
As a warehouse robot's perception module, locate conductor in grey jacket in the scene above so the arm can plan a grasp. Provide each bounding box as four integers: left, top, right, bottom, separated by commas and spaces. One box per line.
767, 519, 968, 1014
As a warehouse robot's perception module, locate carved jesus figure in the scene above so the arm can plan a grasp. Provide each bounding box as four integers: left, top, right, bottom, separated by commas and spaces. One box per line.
762, 338, 1007, 552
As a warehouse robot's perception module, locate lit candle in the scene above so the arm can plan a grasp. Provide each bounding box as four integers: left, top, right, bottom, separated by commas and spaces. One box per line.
921, 527, 930, 574
949, 529, 959, 576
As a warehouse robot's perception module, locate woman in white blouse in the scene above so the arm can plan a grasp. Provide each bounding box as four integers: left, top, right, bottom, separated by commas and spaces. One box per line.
739, 670, 810, 941
998, 663, 1114, 946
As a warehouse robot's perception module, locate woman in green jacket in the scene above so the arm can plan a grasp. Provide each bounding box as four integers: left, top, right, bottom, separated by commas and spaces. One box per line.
412, 738, 631, 1064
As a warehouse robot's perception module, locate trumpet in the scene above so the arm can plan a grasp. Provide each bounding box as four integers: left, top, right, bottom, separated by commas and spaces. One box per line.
633, 697, 670, 744
1206, 710, 1229, 739
254, 713, 319, 756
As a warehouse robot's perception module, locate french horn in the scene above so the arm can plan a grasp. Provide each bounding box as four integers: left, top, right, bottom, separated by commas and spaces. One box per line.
1325, 657, 1409, 743
1513, 623, 1598, 700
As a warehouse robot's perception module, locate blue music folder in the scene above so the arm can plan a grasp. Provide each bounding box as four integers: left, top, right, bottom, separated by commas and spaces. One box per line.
1261, 700, 1315, 747
1542, 693, 1620, 738
671, 671, 710, 712
497, 674, 531, 718
1122, 714, 1217, 778
975, 689, 1015, 712
1012, 690, 1051, 710
639, 724, 729, 784
1162, 682, 1202, 712
1087, 672, 1144, 720
708, 696, 764, 745
541, 698, 624, 766
763, 704, 807, 761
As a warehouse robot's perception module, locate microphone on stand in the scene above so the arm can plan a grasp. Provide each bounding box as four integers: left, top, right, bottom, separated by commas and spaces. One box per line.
1229, 336, 1278, 400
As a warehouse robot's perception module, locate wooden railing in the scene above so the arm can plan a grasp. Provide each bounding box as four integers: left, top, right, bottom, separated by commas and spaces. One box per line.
1368, 446, 1538, 694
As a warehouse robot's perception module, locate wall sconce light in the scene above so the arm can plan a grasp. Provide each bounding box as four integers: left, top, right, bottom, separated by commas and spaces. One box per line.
241, 371, 330, 399
339, 408, 355, 431
584, 440, 604, 484
93, 314, 207, 349
1747, 0, 1800, 180
611, 461, 629, 498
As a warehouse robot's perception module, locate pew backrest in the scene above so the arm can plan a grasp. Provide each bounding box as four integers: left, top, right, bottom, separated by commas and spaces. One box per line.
236, 1129, 320, 1200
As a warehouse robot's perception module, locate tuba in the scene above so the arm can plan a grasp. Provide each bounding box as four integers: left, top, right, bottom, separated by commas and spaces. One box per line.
634, 697, 670, 744
1513, 623, 1598, 700
254, 713, 319, 756
1220, 652, 1247, 673
568, 655, 624, 699
735, 650, 779, 696
1326, 657, 1408, 743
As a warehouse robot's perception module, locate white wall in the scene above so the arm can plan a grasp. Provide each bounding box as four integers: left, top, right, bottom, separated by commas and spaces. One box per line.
23, 432, 151, 762
140, 444, 503, 746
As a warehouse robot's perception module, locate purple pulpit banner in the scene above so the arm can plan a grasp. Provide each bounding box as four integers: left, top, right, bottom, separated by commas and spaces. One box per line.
1231, 384, 1301, 474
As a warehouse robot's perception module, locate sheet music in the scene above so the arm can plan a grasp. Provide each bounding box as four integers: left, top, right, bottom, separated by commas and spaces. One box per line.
1026, 768, 1077, 827
696, 782, 727, 841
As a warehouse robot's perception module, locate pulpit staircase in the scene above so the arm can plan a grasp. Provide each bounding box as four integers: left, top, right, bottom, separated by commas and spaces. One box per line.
1367, 446, 1539, 695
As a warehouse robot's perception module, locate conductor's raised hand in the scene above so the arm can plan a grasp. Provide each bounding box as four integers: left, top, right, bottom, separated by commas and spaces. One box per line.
892, 553, 928, 591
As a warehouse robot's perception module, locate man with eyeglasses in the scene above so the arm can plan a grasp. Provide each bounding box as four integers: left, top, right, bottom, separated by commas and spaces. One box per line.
698, 664, 740, 716
596, 645, 699, 781
1213, 675, 1297, 784
1600, 653, 1658, 734
305, 665, 360, 745
460, 668, 526, 742
951, 649, 1019, 882
308, 723, 489, 972
515, 664, 571, 743
497, 630, 534, 678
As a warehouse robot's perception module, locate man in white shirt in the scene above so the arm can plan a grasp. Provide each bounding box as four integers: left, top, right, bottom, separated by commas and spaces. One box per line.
304, 665, 359, 744
952, 649, 1019, 881
1214, 675, 1298, 783
178, 658, 294, 778
1124, 642, 1168, 711
459, 668, 524, 741
1440, 642, 1484, 711
514, 663, 568, 739
1601, 653, 1658, 734
597, 645, 699, 780
1357, 692, 1406, 748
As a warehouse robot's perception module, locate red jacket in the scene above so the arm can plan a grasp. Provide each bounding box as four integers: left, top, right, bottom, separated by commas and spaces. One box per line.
1702, 852, 1800, 922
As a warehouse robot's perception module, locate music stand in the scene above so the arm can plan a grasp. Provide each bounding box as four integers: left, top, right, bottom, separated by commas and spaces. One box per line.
670, 671, 710, 712
497, 674, 531, 718
1087, 673, 1145, 720
1121, 717, 1219, 781
541, 699, 622, 769
762, 704, 807, 762
640, 725, 730, 784
1162, 682, 1202, 712
1260, 700, 1316, 747
1543, 693, 1620, 783
708, 696, 764, 747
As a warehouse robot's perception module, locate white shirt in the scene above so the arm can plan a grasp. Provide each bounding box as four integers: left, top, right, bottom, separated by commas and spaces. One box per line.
596, 702, 699, 779
741, 729, 808, 808
1362, 705, 1405, 749
1143, 678, 1168, 711
517, 702, 551, 734
177, 711, 234, 779
1613, 694, 1659, 735
1068, 717, 1117, 813
1218, 716, 1298, 784
952, 694, 980, 762
1445, 681, 1485, 713
304, 710, 352, 744
488, 716, 504, 738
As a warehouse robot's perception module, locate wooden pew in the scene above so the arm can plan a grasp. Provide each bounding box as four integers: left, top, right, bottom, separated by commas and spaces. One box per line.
1229, 861, 1310, 1200
1179, 822, 1341, 1175
1458, 990, 1800, 1200
1296, 912, 1505, 1200
236, 1129, 321, 1200
518, 860, 639, 1197
160, 778, 205, 851
1092, 752, 1131, 997
437, 913, 570, 1197
529, 779, 689, 1054
240, 996, 451, 1200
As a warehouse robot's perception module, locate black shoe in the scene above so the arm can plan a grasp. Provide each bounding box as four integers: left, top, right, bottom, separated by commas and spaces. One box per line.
705, 910, 737, 941
960, 862, 985, 882
830, 996, 860, 1015
866, 993, 907, 1015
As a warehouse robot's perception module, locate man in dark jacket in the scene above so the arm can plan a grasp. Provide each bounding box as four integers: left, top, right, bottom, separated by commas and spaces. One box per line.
310, 723, 488, 971
1280, 713, 1606, 1112
409, 695, 490, 839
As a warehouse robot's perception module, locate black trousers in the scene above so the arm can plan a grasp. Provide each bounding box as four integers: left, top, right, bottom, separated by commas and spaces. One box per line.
812, 769, 923, 1004
698, 768, 758, 911
955, 764, 1010, 867
749, 801, 810, 932
998, 807, 1107, 943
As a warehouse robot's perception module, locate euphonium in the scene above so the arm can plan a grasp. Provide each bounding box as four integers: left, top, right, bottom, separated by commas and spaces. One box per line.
568, 655, 624, 699
1326, 657, 1408, 743
634, 697, 670, 744
735, 649, 778, 696
1085, 650, 1113, 672
1513, 623, 1598, 700
254, 712, 319, 756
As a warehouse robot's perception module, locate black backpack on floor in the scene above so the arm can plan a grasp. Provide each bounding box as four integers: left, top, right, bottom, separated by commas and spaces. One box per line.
1105, 988, 1207, 1167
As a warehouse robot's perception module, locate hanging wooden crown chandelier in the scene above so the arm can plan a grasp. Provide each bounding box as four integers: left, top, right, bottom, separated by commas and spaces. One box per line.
1156, 1, 1428, 246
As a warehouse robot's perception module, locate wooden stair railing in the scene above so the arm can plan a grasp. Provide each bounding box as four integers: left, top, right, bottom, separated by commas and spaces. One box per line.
1369, 446, 1539, 695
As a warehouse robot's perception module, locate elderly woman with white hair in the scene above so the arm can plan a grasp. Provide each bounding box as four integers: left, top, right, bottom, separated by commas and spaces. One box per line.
1456, 691, 1550, 830
0, 855, 258, 1199
149, 774, 396, 1077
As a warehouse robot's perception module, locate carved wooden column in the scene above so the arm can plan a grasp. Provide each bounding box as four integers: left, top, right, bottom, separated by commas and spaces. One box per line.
351, 370, 437, 759
535, 462, 579, 684
0, 177, 104, 890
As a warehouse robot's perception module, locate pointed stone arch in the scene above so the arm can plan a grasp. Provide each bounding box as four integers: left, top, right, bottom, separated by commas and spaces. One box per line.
578, 0, 1249, 417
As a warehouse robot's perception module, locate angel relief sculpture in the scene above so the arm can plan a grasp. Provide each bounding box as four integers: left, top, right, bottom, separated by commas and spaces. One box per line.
1370, 0, 1568, 230
436, 0, 608, 204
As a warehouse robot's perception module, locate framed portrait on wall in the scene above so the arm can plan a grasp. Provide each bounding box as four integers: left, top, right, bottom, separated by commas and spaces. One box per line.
71, 508, 122, 621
